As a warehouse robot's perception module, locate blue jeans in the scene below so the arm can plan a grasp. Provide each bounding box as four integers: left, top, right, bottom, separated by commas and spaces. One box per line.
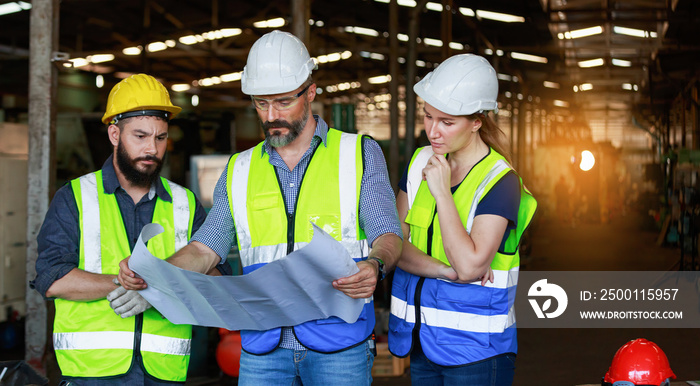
410, 345, 515, 386
239, 341, 374, 386
59, 360, 183, 386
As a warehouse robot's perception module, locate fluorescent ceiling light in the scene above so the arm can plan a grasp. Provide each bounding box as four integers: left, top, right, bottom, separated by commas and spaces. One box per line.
397, 33, 409, 42
221, 72, 242, 82
147, 42, 168, 52
426, 2, 442, 12
253, 17, 285, 28
449, 42, 464, 50
543, 81, 560, 89
374, 0, 417, 6
558, 26, 603, 40
325, 81, 361, 93
497, 73, 512, 81
315, 51, 351, 63
612, 58, 631, 67
191, 95, 199, 107
360, 51, 385, 60
476, 10, 524, 23
459, 7, 475, 17
179, 28, 240, 45
345, 26, 379, 37
0, 1, 31, 17
220, 28, 242, 37
87, 54, 115, 63
580, 83, 593, 91
622, 83, 638, 91
368, 75, 392, 84
171, 84, 191, 92
511, 52, 548, 63
415, 60, 426, 67
613, 26, 657, 38
69, 58, 89, 68
96, 75, 104, 88
578, 58, 604, 68
553, 100, 569, 108
179, 36, 199, 45
123, 46, 142, 55
424, 38, 443, 47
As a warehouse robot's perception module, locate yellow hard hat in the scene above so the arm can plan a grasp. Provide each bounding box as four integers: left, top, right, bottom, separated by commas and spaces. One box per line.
101, 73, 182, 124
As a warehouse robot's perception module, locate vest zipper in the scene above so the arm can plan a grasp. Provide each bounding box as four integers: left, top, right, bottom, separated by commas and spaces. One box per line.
286, 213, 295, 254
273, 140, 322, 255
134, 313, 143, 368
412, 277, 426, 345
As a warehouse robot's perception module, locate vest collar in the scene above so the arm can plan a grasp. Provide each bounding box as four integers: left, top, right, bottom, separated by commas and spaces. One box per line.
101, 154, 171, 202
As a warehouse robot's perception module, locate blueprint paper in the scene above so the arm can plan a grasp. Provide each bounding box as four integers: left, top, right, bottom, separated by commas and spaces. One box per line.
130, 223, 364, 330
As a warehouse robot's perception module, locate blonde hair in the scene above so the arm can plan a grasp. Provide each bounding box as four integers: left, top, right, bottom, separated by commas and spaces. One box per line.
471, 113, 511, 164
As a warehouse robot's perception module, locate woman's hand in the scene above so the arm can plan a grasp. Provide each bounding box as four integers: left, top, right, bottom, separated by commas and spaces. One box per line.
479, 267, 494, 286
422, 154, 452, 201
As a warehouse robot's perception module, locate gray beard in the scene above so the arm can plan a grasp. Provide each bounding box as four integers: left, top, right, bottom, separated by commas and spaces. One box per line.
263, 105, 310, 148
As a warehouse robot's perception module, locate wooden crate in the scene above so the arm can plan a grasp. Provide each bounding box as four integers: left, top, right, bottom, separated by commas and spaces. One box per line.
372, 342, 409, 377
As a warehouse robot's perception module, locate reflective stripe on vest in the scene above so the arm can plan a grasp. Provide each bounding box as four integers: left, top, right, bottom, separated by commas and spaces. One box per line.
227, 129, 375, 354
389, 147, 536, 366
389, 297, 516, 333
54, 332, 190, 356
54, 170, 194, 381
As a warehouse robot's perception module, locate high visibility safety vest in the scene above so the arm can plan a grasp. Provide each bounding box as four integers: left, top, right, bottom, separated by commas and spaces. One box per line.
53, 170, 196, 381
389, 147, 537, 366
226, 128, 373, 354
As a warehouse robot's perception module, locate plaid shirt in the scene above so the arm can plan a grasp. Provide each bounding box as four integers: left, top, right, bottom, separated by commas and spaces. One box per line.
191, 115, 401, 349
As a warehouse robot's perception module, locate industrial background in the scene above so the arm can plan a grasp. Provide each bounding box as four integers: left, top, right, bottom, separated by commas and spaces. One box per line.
0, 0, 699, 384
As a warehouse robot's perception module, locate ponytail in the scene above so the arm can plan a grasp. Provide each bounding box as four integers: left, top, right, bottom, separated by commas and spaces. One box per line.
472, 113, 511, 164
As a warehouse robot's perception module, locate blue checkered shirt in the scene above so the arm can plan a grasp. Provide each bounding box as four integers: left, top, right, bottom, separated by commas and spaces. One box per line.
191, 115, 401, 350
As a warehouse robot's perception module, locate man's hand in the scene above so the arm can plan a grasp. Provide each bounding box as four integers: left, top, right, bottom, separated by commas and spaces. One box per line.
107, 278, 152, 318
332, 260, 378, 299
117, 256, 147, 290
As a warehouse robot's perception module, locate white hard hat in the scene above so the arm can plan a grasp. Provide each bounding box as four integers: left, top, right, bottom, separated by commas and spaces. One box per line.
414, 54, 499, 115
241, 30, 317, 95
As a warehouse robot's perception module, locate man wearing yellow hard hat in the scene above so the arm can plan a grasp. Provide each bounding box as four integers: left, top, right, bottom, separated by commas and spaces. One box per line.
30, 74, 229, 385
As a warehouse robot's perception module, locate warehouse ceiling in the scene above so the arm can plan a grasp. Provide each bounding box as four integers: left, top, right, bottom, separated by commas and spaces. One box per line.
0, 0, 699, 146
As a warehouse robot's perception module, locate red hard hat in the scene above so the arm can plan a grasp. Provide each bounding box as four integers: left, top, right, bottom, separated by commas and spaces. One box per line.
216, 329, 242, 377
603, 338, 676, 385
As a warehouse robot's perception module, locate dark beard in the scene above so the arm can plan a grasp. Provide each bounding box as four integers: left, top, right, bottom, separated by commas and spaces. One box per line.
261, 102, 310, 148
116, 140, 163, 188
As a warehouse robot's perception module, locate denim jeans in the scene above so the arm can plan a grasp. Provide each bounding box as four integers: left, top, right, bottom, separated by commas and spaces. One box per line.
59, 360, 183, 386
239, 341, 374, 386
410, 345, 516, 386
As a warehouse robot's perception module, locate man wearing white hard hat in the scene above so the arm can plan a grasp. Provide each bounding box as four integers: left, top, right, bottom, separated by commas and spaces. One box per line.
118, 31, 403, 385
388, 54, 537, 385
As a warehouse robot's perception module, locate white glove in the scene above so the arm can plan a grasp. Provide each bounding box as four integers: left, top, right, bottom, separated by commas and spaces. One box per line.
107, 278, 152, 318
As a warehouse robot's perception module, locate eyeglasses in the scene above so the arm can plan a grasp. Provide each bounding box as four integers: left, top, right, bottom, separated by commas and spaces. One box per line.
251, 84, 311, 111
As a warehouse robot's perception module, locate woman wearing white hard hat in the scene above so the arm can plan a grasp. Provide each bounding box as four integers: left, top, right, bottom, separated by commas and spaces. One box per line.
388, 54, 537, 385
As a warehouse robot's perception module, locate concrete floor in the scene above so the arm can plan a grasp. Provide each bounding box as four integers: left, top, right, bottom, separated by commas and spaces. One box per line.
372, 210, 700, 385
